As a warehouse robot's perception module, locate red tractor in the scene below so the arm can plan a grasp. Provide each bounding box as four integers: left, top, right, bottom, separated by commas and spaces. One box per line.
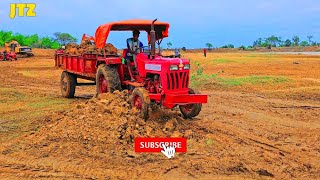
0, 51, 17, 61
55, 19, 207, 119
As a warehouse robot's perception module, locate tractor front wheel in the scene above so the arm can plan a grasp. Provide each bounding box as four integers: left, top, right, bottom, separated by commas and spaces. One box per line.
130, 88, 151, 120
96, 64, 121, 94
179, 88, 202, 119
60, 71, 76, 98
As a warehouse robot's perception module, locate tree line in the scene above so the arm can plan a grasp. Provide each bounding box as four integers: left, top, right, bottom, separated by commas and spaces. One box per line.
251, 35, 318, 48
205, 35, 319, 49
0, 31, 77, 49
1, 30, 318, 50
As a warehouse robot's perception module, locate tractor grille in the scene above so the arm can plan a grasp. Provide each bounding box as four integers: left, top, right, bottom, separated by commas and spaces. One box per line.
167, 71, 189, 90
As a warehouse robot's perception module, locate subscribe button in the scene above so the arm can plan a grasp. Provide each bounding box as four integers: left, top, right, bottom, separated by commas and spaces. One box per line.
134, 137, 187, 153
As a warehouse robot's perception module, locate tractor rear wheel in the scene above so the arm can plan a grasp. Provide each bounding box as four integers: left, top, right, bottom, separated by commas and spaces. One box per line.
179, 88, 202, 119
60, 71, 76, 98
96, 64, 121, 94
130, 88, 150, 120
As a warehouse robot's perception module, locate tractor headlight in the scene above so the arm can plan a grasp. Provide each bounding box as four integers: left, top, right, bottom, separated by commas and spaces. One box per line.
184, 64, 190, 70
169, 65, 178, 71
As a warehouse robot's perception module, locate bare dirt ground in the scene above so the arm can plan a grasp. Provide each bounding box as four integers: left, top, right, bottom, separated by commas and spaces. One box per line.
0, 50, 319, 179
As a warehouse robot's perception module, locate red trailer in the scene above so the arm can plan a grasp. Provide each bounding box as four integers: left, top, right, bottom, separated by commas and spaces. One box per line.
55, 19, 207, 119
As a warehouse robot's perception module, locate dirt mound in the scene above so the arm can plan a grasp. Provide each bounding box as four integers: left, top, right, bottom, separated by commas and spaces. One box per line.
31, 48, 56, 57
64, 41, 118, 55
77, 40, 96, 54
2, 91, 199, 159
0, 90, 207, 179
64, 43, 79, 55
103, 43, 118, 54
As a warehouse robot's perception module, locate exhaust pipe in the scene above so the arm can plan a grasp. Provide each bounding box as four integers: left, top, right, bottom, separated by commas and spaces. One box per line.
150, 19, 157, 59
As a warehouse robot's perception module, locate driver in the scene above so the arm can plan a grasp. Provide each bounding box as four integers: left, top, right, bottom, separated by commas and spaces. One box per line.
126, 29, 143, 81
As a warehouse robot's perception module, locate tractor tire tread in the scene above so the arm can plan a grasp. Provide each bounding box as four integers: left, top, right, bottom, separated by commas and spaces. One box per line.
96, 64, 121, 94
131, 88, 150, 120
60, 71, 76, 98
179, 88, 202, 119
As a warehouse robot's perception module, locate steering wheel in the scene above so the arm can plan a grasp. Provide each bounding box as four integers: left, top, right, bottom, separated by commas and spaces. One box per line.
141, 46, 152, 54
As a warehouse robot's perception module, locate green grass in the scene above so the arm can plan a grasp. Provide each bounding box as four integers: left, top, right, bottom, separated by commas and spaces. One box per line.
27, 98, 68, 109
191, 74, 289, 87
246, 55, 257, 58
265, 54, 276, 58
0, 87, 72, 142
211, 58, 240, 64
18, 71, 39, 78
0, 88, 71, 126
0, 88, 27, 103
206, 138, 214, 146
220, 75, 288, 86
191, 60, 290, 87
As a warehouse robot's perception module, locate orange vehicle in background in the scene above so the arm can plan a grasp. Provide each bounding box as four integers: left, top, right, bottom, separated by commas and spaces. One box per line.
81, 34, 95, 43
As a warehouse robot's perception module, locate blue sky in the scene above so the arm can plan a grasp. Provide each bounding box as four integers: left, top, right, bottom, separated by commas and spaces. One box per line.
1, 0, 320, 48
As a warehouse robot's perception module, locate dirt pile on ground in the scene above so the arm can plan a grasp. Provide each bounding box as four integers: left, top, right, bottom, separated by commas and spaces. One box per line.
64, 41, 117, 55
2, 91, 199, 159
0, 90, 208, 179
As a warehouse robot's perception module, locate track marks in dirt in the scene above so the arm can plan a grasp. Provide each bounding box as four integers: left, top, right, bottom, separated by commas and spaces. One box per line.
0, 90, 319, 178
197, 90, 320, 178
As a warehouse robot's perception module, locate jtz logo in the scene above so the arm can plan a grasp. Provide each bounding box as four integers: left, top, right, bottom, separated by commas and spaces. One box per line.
10, 3, 36, 19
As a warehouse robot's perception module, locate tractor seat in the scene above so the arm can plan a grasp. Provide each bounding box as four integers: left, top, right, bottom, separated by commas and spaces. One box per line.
122, 49, 128, 58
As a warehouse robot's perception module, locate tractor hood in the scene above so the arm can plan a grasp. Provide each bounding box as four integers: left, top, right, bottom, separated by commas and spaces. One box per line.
153, 56, 189, 64
136, 54, 191, 80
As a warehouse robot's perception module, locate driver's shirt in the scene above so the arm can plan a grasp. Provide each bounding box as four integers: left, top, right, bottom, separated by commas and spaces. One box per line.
126, 38, 143, 57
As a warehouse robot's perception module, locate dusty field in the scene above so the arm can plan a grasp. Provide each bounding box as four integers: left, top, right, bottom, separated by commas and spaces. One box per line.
0, 50, 319, 179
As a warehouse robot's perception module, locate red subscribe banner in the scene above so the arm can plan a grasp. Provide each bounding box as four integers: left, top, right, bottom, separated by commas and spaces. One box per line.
134, 137, 187, 153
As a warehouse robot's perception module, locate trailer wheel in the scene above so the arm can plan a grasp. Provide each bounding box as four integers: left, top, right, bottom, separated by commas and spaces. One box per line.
130, 88, 150, 120
96, 64, 121, 94
60, 71, 76, 98
179, 88, 202, 119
